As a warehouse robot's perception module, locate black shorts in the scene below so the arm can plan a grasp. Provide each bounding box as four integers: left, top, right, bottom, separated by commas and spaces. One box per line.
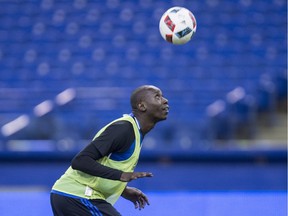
50, 192, 122, 216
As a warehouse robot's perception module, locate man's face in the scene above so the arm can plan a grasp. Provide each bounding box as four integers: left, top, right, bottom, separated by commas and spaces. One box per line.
142, 86, 169, 121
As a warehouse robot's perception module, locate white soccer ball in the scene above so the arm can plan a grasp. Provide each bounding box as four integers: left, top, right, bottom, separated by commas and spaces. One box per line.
159, 6, 197, 45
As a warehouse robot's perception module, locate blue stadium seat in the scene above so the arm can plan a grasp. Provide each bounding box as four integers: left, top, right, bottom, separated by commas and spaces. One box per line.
0, 0, 286, 148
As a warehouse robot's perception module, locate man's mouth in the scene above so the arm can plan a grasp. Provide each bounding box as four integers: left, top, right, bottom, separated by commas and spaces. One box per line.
163, 106, 169, 113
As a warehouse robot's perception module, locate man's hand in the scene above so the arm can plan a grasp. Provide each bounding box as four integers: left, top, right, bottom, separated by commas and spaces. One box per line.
121, 186, 150, 210
120, 172, 153, 182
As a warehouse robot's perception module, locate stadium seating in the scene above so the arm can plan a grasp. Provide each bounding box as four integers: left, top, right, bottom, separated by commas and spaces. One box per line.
0, 0, 286, 152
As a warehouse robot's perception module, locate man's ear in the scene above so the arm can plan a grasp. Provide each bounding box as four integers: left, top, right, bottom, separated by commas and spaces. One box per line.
137, 102, 146, 111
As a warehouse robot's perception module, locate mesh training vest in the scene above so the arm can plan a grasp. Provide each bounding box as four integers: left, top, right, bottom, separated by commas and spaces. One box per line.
52, 114, 142, 205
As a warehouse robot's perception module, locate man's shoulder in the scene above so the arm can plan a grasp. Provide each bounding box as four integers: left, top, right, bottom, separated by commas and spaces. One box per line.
108, 119, 133, 132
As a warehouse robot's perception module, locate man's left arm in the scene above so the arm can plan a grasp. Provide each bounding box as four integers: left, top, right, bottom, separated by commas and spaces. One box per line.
121, 186, 150, 210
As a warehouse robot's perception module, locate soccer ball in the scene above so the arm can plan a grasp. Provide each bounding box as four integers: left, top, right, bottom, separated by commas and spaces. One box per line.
159, 6, 197, 45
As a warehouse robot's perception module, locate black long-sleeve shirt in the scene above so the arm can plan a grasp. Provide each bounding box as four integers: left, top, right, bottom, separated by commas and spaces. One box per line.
71, 120, 137, 180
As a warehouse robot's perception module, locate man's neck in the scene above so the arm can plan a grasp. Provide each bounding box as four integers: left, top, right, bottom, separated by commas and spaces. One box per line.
133, 112, 155, 135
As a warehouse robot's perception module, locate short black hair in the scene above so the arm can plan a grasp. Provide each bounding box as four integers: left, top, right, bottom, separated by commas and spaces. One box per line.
130, 85, 156, 110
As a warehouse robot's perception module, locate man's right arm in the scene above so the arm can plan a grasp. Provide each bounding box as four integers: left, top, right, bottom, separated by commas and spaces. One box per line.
71, 121, 133, 180
71, 121, 152, 182
71, 147, 123, 180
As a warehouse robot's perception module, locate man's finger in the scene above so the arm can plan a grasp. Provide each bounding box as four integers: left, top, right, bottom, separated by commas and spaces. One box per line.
135, 172, 153, 178
139, 196, 146, 209
144, 172, 153, 177
141, 194, 150, 205
134, 201, 138, 209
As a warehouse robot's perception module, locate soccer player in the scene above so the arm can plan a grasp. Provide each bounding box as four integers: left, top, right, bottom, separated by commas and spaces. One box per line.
50, 85, 169, 216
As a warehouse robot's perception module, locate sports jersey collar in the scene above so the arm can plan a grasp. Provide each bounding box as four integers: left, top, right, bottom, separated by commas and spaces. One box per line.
128, 113, 141, 130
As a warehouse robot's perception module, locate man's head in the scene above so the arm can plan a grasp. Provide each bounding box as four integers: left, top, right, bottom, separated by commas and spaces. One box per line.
130, 85, 169, 122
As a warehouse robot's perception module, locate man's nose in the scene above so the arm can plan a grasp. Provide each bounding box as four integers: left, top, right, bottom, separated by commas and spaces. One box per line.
163, 97, 168, 103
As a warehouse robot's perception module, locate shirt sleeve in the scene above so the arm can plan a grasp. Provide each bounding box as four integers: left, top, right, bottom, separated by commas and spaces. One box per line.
71, 120, 135, 180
